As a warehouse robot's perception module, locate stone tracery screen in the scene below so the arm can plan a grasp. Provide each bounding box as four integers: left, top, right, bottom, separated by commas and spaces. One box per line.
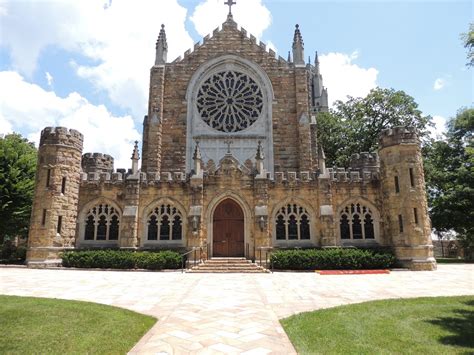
196, 70, 263, 133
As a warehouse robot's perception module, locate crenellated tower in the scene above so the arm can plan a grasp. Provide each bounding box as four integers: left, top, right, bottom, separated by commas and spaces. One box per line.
378, 126, 436, 270
27, 127, 83, 267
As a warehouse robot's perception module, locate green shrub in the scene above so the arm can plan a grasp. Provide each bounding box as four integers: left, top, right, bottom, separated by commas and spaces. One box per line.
0, 241, 27, 264
270, 248, 396, 270
62, 250, 181, 270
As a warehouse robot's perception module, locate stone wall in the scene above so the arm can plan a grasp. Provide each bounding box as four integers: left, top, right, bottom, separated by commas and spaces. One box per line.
143, 18, 316, 174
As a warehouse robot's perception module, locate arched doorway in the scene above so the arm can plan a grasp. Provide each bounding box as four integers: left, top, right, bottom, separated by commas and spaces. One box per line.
213, 199, 244, 257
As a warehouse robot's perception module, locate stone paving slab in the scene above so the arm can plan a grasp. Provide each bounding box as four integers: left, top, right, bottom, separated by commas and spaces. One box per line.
0, 265, 473, 354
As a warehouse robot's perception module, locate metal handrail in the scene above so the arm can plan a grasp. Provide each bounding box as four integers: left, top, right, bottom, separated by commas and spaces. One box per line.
181, 243, 209, 273
256, 246, 275, 273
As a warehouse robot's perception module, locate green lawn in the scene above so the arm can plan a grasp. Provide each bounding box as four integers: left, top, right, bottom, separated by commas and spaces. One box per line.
281, 296, 474, 355
0, 295, 156, 354
436, 258, 474, 264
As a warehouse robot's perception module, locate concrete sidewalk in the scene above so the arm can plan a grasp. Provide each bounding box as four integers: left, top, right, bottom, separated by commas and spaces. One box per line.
1, 264, 472, 354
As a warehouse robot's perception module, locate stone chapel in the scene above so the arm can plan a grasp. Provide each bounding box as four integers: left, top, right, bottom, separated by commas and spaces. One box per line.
26, 7, 436, 270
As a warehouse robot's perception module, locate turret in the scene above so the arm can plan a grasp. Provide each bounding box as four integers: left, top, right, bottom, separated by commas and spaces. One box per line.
154, 24, 168, 66
27, 127, 83, 267
292, 24, 305, 66
378, 126, 436, 270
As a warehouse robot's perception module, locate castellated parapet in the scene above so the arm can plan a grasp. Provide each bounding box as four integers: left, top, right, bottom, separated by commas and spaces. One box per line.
378, 126, 436, 271
82, 153, 114, 174
27, 127, 84, 267
350, 152, 380, 172
379, 126, 420, 148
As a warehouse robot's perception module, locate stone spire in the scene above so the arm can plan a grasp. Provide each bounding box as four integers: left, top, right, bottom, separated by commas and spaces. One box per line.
154, 24, 168, 66
314, 51, 320, 74
287, 51, 291, 63
131, 140, 140, 174
292, 24, 305, 66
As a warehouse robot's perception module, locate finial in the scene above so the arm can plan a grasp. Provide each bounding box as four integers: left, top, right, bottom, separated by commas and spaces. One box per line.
155, 24, 168, 65
131, 140, 140, 174
287, 51, 291, 62
292, 23, 305, 66
315, 50, 319, 65
131, 140, 140, 160
224, 0, 236, 18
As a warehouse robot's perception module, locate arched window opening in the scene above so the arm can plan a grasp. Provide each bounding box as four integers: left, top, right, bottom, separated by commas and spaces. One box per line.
83, 204, 121, 241
340, 214, 350, 239
148, 215, 158, 240
147, 204, 183, 241
109, 215, 119, 240
276, 215, 285, 240
339, 203, 378, 241
274, 204, 311, 241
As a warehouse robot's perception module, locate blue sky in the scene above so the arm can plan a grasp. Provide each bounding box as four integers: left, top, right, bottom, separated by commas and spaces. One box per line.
0, 0, 472, 168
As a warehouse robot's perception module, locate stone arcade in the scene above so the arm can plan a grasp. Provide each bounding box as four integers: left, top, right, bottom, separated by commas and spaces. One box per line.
26, 8, 436, 270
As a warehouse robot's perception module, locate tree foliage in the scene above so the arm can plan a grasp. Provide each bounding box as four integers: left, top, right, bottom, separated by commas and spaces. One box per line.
318, 87, 433, 167
424, 108, 474, 258
462, 23, 474, 67
0, 134, 37, 243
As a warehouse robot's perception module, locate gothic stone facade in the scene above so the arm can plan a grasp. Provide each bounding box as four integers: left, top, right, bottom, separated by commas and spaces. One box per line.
26, 16, 436, 270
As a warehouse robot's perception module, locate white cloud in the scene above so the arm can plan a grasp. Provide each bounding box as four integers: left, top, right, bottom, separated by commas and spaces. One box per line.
266, 41, 277, 54
0, 0, 194, 119
45, 71, 53, 87
319, 51, 378, 105
191, 0, 271, 39
0, 71, 140, 169
433, 78, 446, 90
430, 115, 447, 138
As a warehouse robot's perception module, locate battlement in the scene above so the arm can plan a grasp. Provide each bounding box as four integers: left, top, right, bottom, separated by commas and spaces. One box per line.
39, 127, 83, 151
350, 152, 380, 172
80, 170, 187, 185
82, 153, 114, 174
172, 21, 287, 66
379, 126, 419, 148
327, 168, 379, 183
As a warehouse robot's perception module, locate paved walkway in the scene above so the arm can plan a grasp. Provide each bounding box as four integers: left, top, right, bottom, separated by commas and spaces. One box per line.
1, 265, 473, 354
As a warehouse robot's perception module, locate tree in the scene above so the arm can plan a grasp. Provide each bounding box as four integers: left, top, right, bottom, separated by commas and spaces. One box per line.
318, 87, 433, 167
462, 23, 474, 67
424, 108, 474, 258
0, 134, 37, 243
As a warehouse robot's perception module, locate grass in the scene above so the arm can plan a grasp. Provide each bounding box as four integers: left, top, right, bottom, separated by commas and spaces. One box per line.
0, 295, 156, 354
281, 296, 474, 355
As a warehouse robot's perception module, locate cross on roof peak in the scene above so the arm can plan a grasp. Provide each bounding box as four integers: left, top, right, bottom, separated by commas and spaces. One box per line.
224, 0, 236, 16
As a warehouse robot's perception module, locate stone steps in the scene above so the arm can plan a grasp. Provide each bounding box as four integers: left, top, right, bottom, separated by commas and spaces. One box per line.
187, 258, 269, 273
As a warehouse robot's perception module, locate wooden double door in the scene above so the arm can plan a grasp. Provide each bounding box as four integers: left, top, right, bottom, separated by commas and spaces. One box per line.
213, 199, 244, 257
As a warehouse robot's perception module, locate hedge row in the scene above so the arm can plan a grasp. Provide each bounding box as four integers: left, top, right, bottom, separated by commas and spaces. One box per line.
61, 250, 181, 270
270, 248, 396, 270
0, 242, 27, 264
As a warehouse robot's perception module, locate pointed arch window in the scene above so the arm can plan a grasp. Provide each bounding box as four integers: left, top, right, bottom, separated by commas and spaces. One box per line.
339, 203, 376, 240
83, 204, 120, 241
274, 204, 311, 241
147, 204, 183, 241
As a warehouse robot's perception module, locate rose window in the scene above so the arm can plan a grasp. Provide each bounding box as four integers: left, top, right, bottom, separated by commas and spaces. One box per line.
196, 71, 263, 132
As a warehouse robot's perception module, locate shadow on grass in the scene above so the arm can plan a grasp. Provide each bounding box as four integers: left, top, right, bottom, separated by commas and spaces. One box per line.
427, 300, 474, 349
